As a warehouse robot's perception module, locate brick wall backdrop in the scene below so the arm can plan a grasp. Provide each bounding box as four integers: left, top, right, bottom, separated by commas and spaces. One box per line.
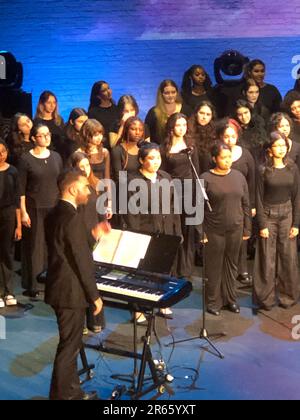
1, 0, 300, 120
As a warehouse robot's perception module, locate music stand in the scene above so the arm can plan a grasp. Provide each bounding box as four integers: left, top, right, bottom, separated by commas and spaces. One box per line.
166, 149, 225, 359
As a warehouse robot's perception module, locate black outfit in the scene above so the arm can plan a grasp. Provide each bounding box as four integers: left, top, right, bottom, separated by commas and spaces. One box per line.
259, 84, 282, 114
254, 165, 300, 309
232, 148, 255, 275
91, 159, 106, 180
238, 115, 267, 164
161, 148, 200, 277
0, 166, 20, 297
181, 89, 217, 112
145, 103, 192, 145
18, 151, 63, 293
111, 145, 140, 183
232, 148, 256, 276
88, 104, 119, 148
45, 200, 99, 400
34, 117, 66, 158
200, 170, 251, 311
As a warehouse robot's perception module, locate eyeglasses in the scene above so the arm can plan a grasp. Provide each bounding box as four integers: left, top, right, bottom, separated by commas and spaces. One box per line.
271, 144, 287, 149
36, 133, 51, 139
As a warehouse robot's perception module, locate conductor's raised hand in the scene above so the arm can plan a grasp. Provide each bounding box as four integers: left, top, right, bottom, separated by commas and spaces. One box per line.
92, 220, 111, 241
93, 297, 103, 316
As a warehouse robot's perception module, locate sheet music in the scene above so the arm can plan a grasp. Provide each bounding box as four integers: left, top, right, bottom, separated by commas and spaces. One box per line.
93, 229, 152, 269
93, 229, 123, 264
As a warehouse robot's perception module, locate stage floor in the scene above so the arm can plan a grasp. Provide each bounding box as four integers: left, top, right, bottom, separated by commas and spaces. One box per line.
1, 267, 300, 400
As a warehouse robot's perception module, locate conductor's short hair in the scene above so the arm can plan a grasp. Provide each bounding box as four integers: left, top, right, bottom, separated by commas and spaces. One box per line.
58, 169, 86, 194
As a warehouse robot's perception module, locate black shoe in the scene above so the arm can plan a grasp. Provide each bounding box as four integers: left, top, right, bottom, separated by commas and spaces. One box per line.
81, 391, 100, 400
278, 302, 296, 310
207, 308, 221, 316
259, 304, 275, 311
227, 303, 240, 314
237, 273, 252, 286
22, 289, 40, 298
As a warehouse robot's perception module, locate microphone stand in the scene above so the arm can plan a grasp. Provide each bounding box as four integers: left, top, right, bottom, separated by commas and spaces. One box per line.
166, 149, 225, 359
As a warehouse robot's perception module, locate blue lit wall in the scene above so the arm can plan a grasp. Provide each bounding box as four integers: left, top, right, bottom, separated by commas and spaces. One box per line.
1, 0, 300, 120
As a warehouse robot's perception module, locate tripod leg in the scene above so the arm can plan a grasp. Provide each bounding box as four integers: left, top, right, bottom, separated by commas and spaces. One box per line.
137, 311, 154, 394
200, 335, 224, 359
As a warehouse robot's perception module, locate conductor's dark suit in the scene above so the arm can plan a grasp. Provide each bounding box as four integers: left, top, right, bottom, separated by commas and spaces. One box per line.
45, 200, 99, 400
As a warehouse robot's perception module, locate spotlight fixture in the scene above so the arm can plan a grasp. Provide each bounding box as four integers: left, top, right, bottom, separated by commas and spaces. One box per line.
0, 51, 23, 89
214, 50, 249, 84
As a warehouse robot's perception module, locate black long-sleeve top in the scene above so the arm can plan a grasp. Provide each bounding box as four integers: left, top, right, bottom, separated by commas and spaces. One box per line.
0, 165, 20, 209
145, 103, 192, 145
232, 148, 256, 208
122, 170, 182, 237
200, 169, 252, 236
18, 151, 63, 208
256, 164, 300, 229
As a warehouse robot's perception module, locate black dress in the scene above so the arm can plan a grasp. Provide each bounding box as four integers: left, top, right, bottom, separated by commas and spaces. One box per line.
18, 151, 63, 292
200, 169, 251, 311
0, 165, 20, 296
254, 165, 300, 309
161, 148, 200, 277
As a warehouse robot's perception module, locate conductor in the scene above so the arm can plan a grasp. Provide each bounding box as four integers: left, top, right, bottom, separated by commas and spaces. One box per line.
45, 169, 111, 400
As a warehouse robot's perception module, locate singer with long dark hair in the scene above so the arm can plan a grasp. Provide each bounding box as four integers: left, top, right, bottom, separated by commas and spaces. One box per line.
187, 101, 217, 174
254, 132, 300, 311
161, 113, 199, 278
200, 143, 251, 316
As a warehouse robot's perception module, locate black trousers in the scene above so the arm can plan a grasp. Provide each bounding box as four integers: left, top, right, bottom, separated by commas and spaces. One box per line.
238, 241, 248, 275
0, 207, 16, 296
204, 227, 243, 311
50, 307, 86, 400
254, 202, 300, 308
21, 207, 51, 291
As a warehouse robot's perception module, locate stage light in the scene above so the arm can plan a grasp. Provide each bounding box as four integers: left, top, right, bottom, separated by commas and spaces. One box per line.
214, 50, 249, 84
0, 51, 23, 89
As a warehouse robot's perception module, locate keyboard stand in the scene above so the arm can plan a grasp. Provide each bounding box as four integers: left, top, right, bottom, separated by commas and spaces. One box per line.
78, 347, 95, 383
85, 307, 167, 400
